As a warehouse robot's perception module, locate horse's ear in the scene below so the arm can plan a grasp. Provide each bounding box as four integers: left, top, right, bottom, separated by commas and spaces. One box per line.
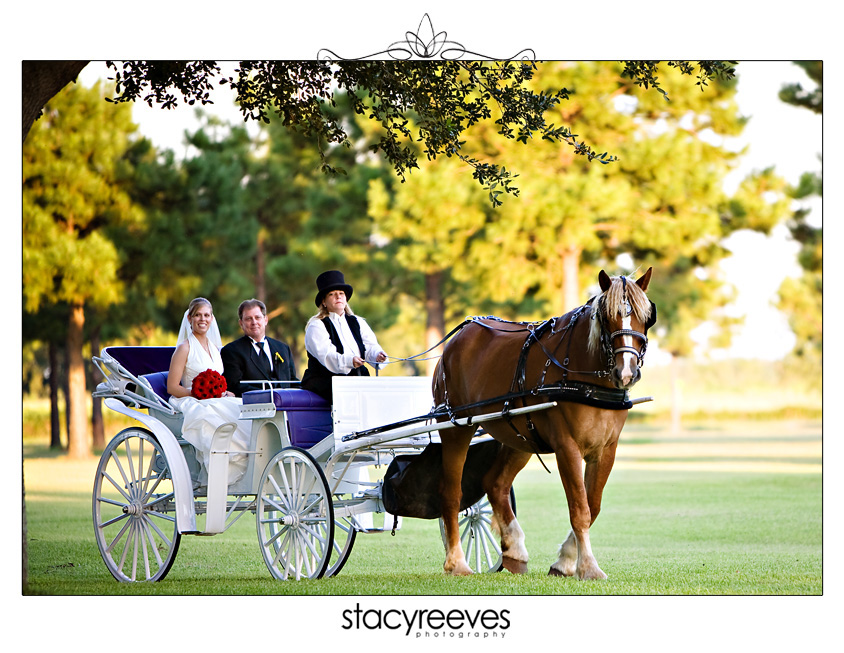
636, 267, 653, 292
598, 270, 612, 292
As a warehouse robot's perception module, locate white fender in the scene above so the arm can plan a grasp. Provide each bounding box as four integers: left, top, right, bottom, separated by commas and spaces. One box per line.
204, 423, 236, 534
104, 398, 198, 533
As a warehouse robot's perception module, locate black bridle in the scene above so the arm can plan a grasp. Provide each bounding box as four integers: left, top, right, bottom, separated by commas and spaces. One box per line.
593, 277, 651, 370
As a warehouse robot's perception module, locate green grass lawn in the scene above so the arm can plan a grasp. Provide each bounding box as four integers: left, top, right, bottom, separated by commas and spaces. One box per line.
23, 420, 822, 596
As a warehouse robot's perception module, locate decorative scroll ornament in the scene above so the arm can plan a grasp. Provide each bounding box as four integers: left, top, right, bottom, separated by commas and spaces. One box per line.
318, 14, 535, 61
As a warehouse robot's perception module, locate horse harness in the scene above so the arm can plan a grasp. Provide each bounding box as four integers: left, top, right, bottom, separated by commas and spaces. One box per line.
440, 294, 651, 459
348, 293, 652, 465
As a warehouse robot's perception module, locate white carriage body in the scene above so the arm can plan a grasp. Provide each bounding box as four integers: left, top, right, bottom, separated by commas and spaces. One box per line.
92, 348, 441, 534
91, 346, 554, 582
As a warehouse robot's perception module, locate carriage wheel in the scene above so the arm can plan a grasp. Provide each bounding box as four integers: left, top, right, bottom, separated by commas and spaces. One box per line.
325, 493, 359, 578
257, 447, 334, 580
439, 488, 517, 573
92, 428, 182, 582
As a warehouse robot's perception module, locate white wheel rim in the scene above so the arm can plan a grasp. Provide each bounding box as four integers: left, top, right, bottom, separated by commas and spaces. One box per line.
257, 449, 333, 580
93, 429, 180, 582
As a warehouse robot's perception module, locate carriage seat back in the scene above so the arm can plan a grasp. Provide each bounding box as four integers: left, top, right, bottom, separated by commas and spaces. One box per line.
140, 371, 171, 403
242, 388, 332, 448
135, 370, 186, 439
103, 346, 175, 377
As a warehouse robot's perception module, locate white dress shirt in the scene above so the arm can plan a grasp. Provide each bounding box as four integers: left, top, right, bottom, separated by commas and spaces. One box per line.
249, 337, 273, 370
305, 312, 386, 375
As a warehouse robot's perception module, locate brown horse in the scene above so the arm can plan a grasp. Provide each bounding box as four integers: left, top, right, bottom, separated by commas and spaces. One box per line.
433, 268, 656, 579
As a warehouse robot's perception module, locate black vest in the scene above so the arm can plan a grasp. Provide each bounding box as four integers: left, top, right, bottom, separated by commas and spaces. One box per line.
301, 314, 369, 400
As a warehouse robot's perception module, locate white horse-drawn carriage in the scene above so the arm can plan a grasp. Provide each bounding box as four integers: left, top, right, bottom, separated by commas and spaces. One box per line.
91, 346, 555, 582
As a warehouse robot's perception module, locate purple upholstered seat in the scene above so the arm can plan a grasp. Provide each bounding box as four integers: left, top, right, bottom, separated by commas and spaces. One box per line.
140, 371, 171, 402
243, 388, 332, 448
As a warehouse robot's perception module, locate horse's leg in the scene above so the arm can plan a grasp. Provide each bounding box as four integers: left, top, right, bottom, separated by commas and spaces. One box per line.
548, 439, 608, 580
483, 446, 532, 573
549, 440, 618, 578
439, 425, 476, 575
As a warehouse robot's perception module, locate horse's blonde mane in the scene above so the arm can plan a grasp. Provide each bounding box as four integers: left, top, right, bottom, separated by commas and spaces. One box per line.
588, 275, 652, 353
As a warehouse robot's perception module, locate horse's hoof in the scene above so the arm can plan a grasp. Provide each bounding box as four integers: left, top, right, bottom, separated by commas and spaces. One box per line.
578, 568, 608, 581
548, 562, 576, 577
444, 563, 474, 576
447, 568, 474, 576
502, 557, 528, 574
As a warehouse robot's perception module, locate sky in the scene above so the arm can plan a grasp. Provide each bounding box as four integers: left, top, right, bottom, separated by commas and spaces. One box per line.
79, 59, 823, 362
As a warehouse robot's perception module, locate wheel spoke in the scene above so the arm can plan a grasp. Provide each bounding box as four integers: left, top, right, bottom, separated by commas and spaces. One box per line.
140, 517, 165, 568
260, 493, 287, 516
131, 521, 140, 581
265, 523, 288, 548
278, 460, 295, 507
137, 438, 146, 496
299, 523, 328, 556
99, 511, 129, 530
144, 491, 175, 510
140, 519, 152, 580
97, 495, 129, 510
105, 518, 132, 554
269, 470, 292, 512
125, 441, 138, 489
103, 463, 132, 502
116, 519, 133, 575
271, 527, 293, 567
144, 514, 174, 549
141, 469, 165, 504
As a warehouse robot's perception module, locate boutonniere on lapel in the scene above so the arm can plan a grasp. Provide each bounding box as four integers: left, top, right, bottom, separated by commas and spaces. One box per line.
275, 351, 285, 364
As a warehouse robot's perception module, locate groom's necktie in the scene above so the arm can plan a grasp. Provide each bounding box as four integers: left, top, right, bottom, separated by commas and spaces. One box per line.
254, 340, 272, 374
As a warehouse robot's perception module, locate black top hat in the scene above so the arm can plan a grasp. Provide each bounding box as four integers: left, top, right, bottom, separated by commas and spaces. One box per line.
314, 270, 354, 307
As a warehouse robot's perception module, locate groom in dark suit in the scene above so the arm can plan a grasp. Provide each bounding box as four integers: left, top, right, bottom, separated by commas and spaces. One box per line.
221, 299, 297, 396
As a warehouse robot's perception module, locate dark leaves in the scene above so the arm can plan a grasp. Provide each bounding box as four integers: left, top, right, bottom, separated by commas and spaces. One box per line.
102, 60, 736, 208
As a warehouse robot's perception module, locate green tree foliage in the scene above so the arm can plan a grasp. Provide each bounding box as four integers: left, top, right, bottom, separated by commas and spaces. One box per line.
25, 62, 777, 453
445, 62, 790, 359
243, 92, 397, 360
776, 61, 822, 365
89, 60, 735, 208
23, 81, 143, 458
113, 113, 258, 340
368, 155, 491, 375
778, 61, 822, 114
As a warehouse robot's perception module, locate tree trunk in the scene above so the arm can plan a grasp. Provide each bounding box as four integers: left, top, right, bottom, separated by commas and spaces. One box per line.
22, 61, 89, 142
424, 271, 446, 379
256, 228, 266, 301
66, 303, 90, 459
64, 346, 71, 441
561, 245, 582, 312
48, 341, 62, 450
91, 326, 104, 450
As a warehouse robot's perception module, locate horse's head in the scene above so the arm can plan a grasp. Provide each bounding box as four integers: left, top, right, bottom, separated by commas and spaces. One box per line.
588, 268, 657, 390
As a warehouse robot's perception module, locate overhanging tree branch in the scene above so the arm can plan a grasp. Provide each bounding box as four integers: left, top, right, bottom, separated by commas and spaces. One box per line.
23, 60, 738, 206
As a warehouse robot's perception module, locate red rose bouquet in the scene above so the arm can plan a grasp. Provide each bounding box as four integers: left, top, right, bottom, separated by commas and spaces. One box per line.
191, 369, 227, 400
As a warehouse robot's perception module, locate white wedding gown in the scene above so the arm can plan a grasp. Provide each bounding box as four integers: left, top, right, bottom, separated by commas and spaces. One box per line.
170, 332, 250, 485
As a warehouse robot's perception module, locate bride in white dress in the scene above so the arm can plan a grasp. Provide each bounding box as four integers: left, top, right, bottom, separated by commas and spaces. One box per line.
167, 297, 250, 485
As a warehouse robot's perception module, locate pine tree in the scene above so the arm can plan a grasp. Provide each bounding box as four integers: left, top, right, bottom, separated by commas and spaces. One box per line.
23, 81, 143, 458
